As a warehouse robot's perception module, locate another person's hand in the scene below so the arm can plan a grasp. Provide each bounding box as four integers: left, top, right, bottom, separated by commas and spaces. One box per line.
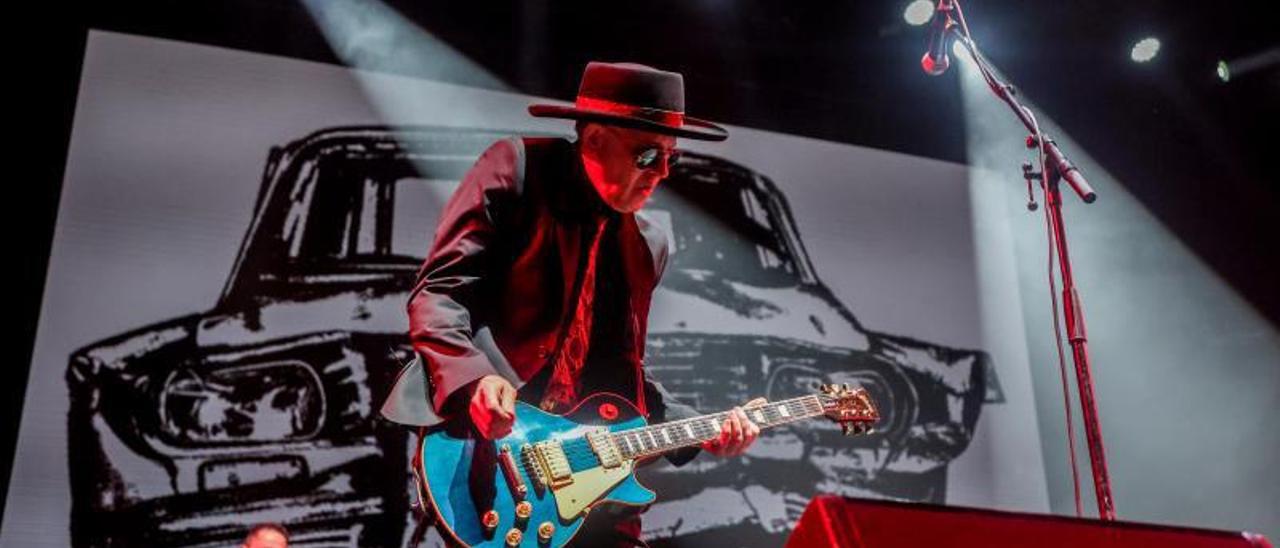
702, 397, 767, 457
468, 375, 517, 439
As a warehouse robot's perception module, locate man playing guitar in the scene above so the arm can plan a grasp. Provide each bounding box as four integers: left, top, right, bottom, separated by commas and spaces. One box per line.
382, 62, 764, 546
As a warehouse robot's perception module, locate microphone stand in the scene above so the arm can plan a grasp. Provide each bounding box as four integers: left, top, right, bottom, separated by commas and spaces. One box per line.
945, 4, 1115, 521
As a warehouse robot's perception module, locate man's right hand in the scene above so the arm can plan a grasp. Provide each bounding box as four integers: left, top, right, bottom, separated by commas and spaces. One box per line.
468, 375, 517, 439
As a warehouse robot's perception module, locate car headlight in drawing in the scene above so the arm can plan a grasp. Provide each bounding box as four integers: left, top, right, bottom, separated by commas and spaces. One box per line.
158, 361, 326, 445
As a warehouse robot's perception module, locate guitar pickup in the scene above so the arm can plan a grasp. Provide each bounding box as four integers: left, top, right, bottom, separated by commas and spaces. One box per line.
586, 429, 622, 469
498, 445, 527, 499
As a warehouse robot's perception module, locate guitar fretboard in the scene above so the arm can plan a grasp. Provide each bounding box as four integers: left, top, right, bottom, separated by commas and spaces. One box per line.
608, 395, 824, 459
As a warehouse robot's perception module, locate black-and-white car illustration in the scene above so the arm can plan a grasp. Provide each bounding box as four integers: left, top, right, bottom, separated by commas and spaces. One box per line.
66, 126, 995, 547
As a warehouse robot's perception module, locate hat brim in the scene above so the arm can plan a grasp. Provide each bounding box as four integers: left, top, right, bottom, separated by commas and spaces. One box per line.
528, 104, 728, 141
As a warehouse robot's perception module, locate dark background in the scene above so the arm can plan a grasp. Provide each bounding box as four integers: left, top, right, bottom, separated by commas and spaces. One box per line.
10, 0, 1277, 522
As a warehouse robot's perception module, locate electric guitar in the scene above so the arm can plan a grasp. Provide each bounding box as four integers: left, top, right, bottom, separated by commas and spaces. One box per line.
414, 383, 878, 547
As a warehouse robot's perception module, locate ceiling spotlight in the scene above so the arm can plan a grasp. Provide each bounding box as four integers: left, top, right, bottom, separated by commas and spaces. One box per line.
1216, 60, 1231, 82
904, 0, 934, 26
1130, 37, 1161, 63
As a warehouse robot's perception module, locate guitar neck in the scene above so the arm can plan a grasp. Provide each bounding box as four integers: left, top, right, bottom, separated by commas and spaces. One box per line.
608, 395, 825, 459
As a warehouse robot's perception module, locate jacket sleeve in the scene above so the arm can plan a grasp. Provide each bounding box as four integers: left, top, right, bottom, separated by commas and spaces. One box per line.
407, 138, 524, 415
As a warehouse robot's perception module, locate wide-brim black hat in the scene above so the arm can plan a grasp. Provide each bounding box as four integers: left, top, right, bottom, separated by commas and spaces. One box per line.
529, 62, 729, 141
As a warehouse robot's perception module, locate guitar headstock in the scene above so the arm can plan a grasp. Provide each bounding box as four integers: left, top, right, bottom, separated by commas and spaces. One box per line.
817, 383, 880, 436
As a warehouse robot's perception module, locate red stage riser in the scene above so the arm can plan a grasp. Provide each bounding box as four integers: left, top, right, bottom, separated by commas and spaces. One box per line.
787, 496, 1272, 548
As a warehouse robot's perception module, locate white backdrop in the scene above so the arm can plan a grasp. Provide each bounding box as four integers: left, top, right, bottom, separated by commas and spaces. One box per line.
2, 31, 1047, 546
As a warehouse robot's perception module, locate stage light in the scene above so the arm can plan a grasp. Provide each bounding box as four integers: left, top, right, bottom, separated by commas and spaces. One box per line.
1130, 37, 1160, 63
904, 0, 934, 26
300, 0, 506, 90
1213, 48, 1280, 82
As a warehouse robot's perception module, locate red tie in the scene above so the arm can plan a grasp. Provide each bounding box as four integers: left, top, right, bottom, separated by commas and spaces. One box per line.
541, 218, 608, 412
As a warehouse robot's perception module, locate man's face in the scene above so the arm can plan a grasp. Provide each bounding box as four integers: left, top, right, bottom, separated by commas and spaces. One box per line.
580, 124, 678, 213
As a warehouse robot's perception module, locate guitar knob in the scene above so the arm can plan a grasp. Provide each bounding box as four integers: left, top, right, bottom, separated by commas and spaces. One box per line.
515, 500, 533, 524
538, 522, 555, 544
505, 528, 523, 547
482, 510, 500, 535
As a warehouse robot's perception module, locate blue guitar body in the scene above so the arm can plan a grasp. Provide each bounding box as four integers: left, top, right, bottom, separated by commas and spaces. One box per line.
418, 393, 654, 548
415, 384, 879, 547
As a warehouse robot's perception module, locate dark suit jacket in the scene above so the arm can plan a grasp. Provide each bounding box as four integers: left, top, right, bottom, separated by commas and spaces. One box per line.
381, 136, 700, 463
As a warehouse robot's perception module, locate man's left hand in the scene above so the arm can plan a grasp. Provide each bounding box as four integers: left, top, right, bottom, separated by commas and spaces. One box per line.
702, 397, 767, 457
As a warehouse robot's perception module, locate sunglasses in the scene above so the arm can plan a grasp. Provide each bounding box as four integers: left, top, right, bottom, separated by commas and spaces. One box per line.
634, 146, 682, 170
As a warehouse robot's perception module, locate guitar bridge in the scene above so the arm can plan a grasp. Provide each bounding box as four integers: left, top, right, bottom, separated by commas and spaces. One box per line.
519, 445, 547, 495
523, 441, 573, 489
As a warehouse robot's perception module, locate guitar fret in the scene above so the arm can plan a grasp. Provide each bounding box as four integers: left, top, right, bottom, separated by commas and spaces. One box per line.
610, 395, 832, 459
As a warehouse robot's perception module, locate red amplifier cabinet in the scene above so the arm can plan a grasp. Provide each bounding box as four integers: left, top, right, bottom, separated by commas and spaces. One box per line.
787, 496, 1272, 548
